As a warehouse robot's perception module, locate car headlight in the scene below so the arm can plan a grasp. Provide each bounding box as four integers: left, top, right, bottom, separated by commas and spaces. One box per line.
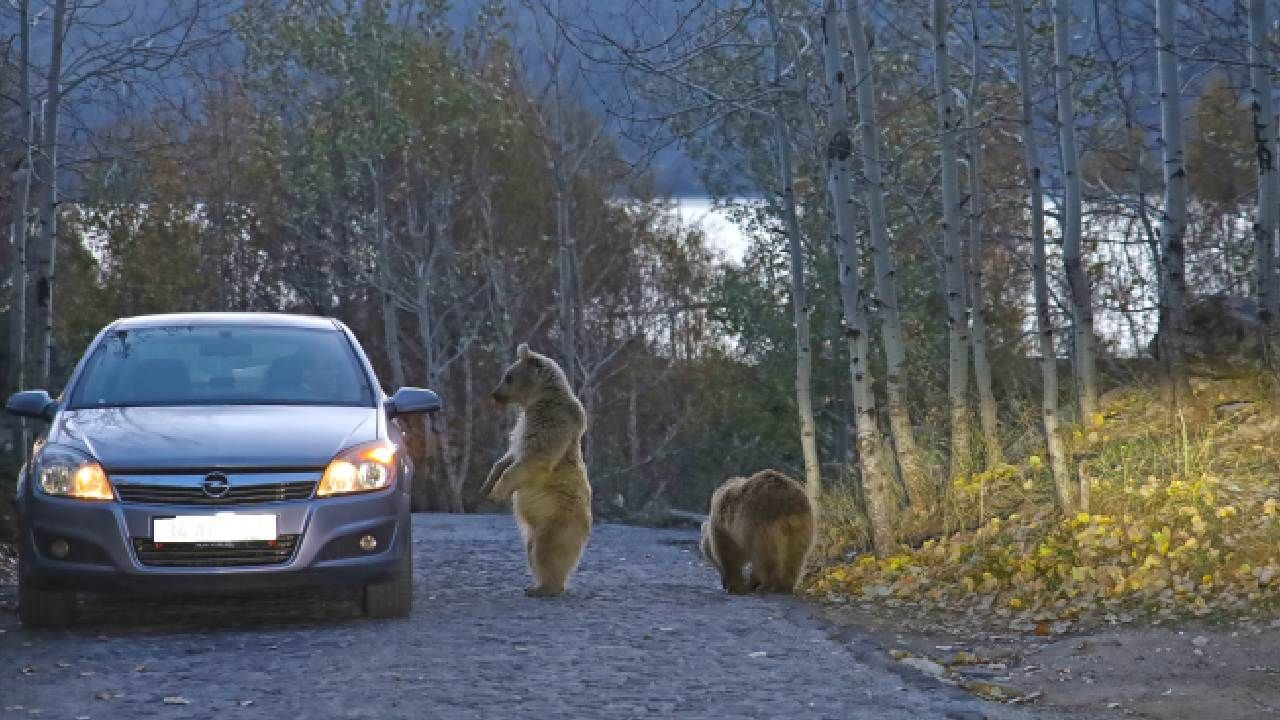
35, 445, 114, 501
317, 441, 398, 497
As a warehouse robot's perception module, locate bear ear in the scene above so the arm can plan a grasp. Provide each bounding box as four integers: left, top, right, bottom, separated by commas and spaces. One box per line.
517, 342, 530, 360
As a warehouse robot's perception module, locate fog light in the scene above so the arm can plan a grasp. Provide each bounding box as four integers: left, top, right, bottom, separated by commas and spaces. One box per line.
49, 539, 70, 559
358, 534, 377, 552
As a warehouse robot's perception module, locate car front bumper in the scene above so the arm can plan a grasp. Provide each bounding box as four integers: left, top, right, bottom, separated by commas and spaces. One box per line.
18, 480, 411, 595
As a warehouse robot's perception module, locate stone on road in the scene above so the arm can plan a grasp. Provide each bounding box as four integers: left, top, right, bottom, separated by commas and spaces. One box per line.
0, 515, 1052, 719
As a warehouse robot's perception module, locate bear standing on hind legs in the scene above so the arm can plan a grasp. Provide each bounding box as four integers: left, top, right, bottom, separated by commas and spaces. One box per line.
481, 343, 592, 597
701, 469, 815, 594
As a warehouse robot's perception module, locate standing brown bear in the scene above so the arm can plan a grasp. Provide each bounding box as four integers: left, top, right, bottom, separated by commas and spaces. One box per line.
701, 469, 815, 594
481, 343, 592, 597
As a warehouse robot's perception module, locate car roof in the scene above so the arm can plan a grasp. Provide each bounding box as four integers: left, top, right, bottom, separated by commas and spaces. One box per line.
110, 313, 341, 331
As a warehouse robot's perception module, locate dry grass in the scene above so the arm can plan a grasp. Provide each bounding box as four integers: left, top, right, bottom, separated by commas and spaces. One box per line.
811, 373, 1280, 629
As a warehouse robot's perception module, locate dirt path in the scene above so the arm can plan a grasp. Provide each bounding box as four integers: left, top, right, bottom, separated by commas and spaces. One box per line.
820, 601, 1280, 719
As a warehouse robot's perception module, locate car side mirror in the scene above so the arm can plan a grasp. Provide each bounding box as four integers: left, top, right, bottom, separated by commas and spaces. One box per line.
386, 387, 442, 416
6, 390, 57, 421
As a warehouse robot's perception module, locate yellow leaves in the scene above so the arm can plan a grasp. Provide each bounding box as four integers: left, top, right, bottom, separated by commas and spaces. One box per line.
1153, 527, 1172, 555
812, 384, 1280, 625
1191, 515, 1208, 536
885, 555, 913, 572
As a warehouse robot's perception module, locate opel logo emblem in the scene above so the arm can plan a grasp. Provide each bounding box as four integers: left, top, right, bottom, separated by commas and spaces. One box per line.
202, 473, 231, 498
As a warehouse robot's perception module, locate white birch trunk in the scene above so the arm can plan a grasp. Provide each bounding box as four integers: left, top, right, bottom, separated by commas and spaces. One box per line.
765, 0, 821, 503
821, 0, 897, 556
32, 0, 67, 387
1015, 0, 1075, 512
1156, 0, 1192, 405
1249, 0, 1279, 353
7, 0, 32, 402
1053, 0, 1099, 421
966, 4, 1001, 468
844, 0, 932, 508
932, 0, 972, 483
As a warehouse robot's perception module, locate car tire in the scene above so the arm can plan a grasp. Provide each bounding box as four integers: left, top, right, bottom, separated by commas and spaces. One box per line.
17, 552, 76, 630
363, 527, 412, 619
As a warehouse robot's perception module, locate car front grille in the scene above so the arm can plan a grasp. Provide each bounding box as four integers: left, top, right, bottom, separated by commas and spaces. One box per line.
115, 481, 316, 505
132, 535, 300, 567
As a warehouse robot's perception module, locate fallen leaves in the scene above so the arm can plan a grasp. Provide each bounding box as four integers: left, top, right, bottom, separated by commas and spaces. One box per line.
810, 379, 1280, 630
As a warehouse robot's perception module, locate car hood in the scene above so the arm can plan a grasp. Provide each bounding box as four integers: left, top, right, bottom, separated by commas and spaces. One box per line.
51, 406, 379, 470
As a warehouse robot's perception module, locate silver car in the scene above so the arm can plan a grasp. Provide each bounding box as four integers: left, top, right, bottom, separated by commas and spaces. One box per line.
5, 313, 440, 628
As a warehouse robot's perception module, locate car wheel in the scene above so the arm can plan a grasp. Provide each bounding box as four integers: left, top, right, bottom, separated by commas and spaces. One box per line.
17, 551, 76, 630
363, 527, 412, 619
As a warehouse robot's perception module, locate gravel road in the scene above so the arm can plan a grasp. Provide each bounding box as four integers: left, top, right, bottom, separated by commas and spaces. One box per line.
0, 514, 1063, 719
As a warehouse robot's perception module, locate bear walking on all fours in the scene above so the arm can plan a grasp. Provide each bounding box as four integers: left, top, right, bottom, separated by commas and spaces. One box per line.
701, 469, 815, 594
481, 343, 592, 597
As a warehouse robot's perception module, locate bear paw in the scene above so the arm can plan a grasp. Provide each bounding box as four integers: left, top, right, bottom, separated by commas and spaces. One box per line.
524, 585, 563, 597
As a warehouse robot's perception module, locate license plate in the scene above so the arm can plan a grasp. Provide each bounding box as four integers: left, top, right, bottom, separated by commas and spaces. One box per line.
152, 513, 277, 543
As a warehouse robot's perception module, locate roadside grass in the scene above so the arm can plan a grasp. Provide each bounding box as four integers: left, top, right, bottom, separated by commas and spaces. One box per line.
810, 373, 1280, 630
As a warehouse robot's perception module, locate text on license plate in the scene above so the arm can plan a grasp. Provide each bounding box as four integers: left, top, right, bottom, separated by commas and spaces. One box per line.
152, 513, 278, 543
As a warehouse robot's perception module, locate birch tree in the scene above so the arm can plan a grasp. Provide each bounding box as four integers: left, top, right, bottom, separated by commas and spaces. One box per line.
1052, 0, 1099, 420
844, 0, 931, 507
1156, 0, 1191, 404
965, 1, 1001, 467
821, 0, 897, 556
30, 0, 68, 387
931, 0, 971, 483
7, 0, 32, 396
763, 0, 820, 502
1015, 0, 1074, 511
1248, 0, 1278, 353
14, 0, 226, 386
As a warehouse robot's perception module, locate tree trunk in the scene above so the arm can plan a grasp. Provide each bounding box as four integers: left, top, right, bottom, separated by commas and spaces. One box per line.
555, 176, 577, 386
371, 160, 406, 390
1053, 0, 1099, 421
32, 0, 67, 388
820, 0, 898, 557
764, 0, 821, 504
966, 5, 1001, 468
1016, 0, 1075, 512
1156, 0, 1192, 405
931, 0, 971, 484
844, 0, 931, 508
1249, 0, 1279, 357
6, 1, 32, 458
8, 0, 32, 403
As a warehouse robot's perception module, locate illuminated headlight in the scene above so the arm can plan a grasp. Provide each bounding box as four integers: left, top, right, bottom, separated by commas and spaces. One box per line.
36, 446, 114, 501
317, 441, 397, 497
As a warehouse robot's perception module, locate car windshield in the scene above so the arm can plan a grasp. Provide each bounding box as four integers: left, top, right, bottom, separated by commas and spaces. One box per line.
69, 325, 374, 408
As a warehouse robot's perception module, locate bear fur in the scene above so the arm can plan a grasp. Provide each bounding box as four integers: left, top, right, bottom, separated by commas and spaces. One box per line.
480, 343, 592, 597
701, 469, 815, 594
